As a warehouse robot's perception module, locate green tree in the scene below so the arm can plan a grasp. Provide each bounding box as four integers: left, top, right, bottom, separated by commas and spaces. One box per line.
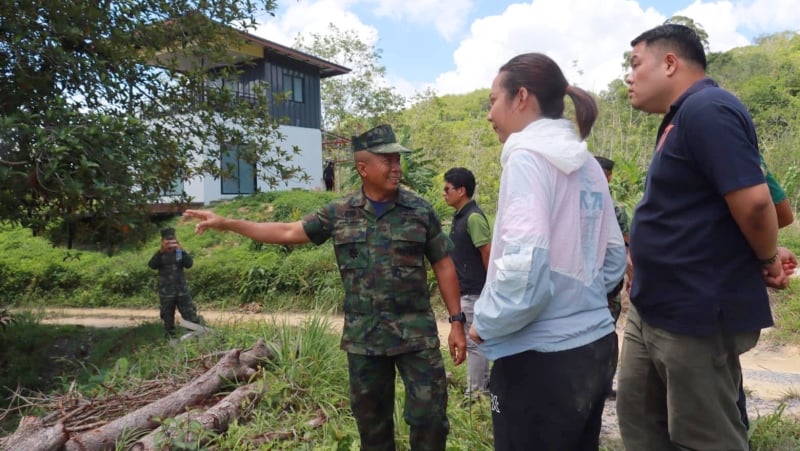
293, 23, 405, 136
665, 15, 710, 51
0, 0, 304, 247
621, 15, 710, 70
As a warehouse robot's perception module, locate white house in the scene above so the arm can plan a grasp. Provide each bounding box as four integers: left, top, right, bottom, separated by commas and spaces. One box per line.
155, 30, 350, 208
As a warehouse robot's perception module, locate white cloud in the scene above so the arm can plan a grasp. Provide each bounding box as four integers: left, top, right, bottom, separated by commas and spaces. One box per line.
674, 1, 751, 51
430, 0, 800, 95
251, 0, 376, 49
249, 0, 800, 102
734, 0, 800, 35
433, 0, 667, 95
365, 0, 474, 41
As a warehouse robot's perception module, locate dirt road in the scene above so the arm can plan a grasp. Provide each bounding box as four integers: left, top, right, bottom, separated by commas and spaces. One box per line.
32, 307, 800, 440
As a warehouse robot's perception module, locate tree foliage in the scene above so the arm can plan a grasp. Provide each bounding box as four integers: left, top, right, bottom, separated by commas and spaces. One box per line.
397, 30, 800, 216
398, 89, 501, 214
293, 23, 405, 136
0, 0, 305, 247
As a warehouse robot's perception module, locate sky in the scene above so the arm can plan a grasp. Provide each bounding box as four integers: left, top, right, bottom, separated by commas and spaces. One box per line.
252, 0, 800, 98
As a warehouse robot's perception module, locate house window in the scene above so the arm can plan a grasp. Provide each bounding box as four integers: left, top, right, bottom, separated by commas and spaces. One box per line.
283, 73, 304, 103
163, 178, 184, 196
221, 145, 256, 195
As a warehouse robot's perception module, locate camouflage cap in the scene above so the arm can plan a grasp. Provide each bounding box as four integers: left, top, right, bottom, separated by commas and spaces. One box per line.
160, 227, 176, 239
351, 124, 411, 154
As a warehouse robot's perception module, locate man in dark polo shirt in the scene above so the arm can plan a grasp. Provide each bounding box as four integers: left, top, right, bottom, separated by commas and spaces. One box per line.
617, 24, 792, 450
444, 167, 492, 395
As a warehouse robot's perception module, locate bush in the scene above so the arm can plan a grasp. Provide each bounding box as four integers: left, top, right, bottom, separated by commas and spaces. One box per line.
271, 190, 339, 222
34, 263, 83, 292
190, 257, 244, 304
0, 261, 34, 303
0, 191, 352, 309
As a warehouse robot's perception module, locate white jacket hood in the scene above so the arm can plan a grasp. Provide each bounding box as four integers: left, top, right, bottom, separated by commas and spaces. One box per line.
501, 118, 589, 174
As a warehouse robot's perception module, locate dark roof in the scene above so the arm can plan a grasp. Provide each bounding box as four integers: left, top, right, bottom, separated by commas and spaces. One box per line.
240, 31, 350, 79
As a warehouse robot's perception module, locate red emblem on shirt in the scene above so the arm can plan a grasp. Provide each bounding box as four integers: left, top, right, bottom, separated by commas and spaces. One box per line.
656, 124, 674, 153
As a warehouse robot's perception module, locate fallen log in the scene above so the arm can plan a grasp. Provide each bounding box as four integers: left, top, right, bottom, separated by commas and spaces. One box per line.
0, 416, 68, 451
63, 339, 272, 451
130, 382, 265, 451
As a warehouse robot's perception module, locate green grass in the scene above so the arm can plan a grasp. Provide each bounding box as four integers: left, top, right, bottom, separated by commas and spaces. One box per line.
0, 313, 167, 431
2, 195, 800, 448
4, 310, 800, 449
750, 405, 800, 451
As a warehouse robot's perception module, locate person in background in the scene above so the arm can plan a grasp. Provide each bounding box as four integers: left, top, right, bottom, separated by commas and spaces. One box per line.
736, 155, 796, 431
618, 24, 793, 450
444, 167, 492, 395
762, 155, 794, 228
185, 124, 467, 451
471, 52, 626, 450
595, 155, 629, 401
323, 160, 335, 192
148, 227, 204, 338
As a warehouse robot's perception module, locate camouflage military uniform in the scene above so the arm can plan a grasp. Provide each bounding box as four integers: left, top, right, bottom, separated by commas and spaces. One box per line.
147, 248, 202, 335
608, 203, 630, 321
302, 186, 453, 451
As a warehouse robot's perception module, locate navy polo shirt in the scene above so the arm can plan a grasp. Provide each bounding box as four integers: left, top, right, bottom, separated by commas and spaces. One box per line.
630, 78, 773, 336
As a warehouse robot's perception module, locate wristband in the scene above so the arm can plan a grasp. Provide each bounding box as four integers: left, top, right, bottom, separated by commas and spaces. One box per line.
759, 252, 778, 266
448, 312, 466, 324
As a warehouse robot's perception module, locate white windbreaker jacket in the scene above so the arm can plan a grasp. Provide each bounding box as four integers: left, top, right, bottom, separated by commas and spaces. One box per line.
474, 118, 626, 361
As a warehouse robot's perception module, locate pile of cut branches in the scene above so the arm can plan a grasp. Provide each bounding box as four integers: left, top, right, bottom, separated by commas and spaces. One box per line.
0, 339, 274, 451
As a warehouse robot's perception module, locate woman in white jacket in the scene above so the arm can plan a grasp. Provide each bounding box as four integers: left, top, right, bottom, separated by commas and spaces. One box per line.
470, 53, 626, 450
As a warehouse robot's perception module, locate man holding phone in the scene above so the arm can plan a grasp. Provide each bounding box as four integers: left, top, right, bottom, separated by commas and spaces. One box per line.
148, 227, 204, 337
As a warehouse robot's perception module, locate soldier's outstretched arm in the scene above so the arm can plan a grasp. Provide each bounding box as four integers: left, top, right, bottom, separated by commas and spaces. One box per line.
184, 209, 311, 245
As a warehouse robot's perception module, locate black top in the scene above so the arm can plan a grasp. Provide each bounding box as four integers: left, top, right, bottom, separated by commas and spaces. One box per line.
449, 200, 488, 296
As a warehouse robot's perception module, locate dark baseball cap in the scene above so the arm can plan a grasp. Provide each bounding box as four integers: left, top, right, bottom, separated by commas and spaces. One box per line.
595, 156, 615, 171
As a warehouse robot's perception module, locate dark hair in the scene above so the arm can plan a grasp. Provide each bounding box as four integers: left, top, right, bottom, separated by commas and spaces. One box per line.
444, 167, 476, 197
498, 53, 598, 140
631, 24, 707, 70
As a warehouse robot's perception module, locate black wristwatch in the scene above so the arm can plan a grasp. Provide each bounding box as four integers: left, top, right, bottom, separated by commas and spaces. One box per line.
448, 312, 467, 324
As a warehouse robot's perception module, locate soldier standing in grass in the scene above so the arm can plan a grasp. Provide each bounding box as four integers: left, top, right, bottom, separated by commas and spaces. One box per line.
148, 227, 203, 338
185, 124, 467, 451
595, 155, 628, 400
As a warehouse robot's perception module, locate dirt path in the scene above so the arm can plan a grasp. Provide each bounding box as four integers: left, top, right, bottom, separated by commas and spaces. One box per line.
31, 307, 800, 440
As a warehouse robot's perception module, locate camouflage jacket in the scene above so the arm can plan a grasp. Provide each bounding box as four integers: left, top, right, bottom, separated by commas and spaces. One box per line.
614, 203, 630, 237
147, 250, 193, 296
302, 187, 453, 356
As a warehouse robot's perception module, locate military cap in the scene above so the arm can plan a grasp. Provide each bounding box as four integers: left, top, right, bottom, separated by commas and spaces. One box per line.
351, 124, 411, 154
160, 227, 176, 239
595, 156, 615, 172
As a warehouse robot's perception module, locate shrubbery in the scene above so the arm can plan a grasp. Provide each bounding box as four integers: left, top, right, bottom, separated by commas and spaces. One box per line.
0, 191, 347, 310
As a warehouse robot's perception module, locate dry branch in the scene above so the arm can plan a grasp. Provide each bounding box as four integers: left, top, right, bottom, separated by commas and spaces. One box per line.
131, 382, 265, 451
0, 416, 68, 451
61, 338, 272, 451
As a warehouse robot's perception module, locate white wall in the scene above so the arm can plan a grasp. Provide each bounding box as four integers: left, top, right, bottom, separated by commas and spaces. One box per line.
182, 125, 325, 205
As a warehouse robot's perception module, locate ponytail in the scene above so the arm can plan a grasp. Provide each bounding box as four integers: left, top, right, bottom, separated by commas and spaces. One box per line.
565, 85, 598, 140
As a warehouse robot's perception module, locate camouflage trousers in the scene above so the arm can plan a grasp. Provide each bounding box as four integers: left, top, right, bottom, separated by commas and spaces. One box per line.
159, 293, 202, 335
347, 348, 449, 451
